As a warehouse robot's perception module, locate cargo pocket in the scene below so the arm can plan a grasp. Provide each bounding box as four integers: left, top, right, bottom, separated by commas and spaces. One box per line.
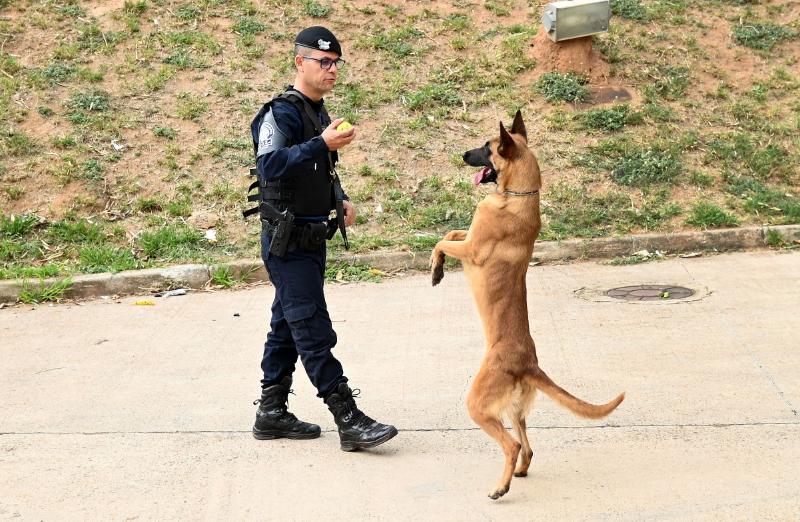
284, 302, 318, 348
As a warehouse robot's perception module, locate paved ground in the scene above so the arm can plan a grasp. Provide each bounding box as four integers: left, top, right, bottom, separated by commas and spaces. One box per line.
1, 250, 799, 521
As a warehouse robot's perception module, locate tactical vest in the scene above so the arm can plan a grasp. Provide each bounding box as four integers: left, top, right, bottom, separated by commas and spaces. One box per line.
250, 90, 337, 216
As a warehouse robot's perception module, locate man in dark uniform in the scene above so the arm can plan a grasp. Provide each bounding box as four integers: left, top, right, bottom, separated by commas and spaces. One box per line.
248, 26, 397, 451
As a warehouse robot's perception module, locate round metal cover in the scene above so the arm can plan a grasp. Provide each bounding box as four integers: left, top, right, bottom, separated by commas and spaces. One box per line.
606, 285, 694, 301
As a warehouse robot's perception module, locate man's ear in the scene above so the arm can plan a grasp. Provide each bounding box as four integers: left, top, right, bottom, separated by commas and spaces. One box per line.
295, 55, 304, 70
498, 121, 516, 158
510, 110, 527, 143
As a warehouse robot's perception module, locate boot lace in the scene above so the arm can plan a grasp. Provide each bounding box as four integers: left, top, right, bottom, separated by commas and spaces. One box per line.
343, 389, 377, 427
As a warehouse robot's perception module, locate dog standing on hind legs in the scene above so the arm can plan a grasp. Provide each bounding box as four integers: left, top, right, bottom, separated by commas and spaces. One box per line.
430, 111, 625, 500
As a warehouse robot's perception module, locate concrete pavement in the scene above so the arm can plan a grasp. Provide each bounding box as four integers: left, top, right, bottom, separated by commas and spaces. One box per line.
1, 250, 799, 520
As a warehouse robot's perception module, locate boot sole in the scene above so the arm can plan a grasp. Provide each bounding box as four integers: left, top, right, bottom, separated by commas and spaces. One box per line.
252, 429, 321, 440
340, 427, 398, 452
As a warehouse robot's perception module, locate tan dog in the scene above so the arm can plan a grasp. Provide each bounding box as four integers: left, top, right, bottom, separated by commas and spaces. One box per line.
431, 111, 624, 500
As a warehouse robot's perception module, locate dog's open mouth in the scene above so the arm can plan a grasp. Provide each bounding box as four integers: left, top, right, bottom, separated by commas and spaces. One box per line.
473, 166, 498, 186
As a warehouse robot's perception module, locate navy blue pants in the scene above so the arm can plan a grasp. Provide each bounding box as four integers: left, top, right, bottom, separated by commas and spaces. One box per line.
260, 229, 346, 398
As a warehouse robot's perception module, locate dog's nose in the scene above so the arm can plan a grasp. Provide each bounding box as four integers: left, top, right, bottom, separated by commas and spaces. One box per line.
462, 151, 469, 162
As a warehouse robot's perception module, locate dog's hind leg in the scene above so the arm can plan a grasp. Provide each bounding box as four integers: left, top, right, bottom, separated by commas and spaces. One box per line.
510, 388, 536, 477
511, 415, 533, 477
467, 372, 521, 500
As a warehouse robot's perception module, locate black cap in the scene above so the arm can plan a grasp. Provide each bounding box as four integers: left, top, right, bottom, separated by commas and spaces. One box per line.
294, 26, 342, 57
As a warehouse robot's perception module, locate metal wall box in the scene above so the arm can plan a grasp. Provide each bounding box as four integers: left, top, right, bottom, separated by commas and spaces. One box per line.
542, 0, 611, 42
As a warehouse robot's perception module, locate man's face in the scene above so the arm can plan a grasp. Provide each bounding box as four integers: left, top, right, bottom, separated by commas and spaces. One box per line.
296, 49, 341, 94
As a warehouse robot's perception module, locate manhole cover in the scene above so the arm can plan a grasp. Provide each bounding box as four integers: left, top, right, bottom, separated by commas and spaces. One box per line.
606, 285, 694, 301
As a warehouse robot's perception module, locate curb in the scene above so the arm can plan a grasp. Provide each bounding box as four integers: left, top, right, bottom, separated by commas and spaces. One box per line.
1, 224, 798, 304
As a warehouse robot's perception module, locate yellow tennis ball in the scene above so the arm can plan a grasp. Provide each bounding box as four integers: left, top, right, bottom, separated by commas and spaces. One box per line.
336, 121, 353, 132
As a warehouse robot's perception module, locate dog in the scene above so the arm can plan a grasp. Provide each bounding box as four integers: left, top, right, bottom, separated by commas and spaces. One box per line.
430, 111, 624, 499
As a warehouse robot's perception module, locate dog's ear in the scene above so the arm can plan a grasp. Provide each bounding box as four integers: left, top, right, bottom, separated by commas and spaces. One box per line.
510, 110, 527, 143
498, 121, 516, 158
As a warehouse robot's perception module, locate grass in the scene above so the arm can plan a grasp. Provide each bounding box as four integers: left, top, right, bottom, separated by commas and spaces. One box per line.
685, 202, 739, 229
325, 261, 382, 283
536, 72, 589, 103
732, 23, 797, 50
138, 224, 206, 260
578, 104, 642, 131
18, 278, 73, 304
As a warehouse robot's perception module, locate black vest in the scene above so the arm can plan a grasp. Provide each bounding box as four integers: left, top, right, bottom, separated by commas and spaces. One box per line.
259, 91, 336, 216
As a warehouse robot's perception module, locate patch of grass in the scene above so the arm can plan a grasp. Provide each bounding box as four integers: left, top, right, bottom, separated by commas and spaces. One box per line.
176, 93, 208, 120
764, 229, 784, 248
403, 82, 461, 111
47, 218, 104, 244
725, 173, 800, 223
77, 22, 123, 53
18, 278, 73, 304
0, 213, 40, 238
67, 90, 110, 112
137, 224, 205, 260
732, 23, 797, 50
325, 261, 382, 283
136, 197, 163, 213
302, 0, 332, 17
175, 5, 202, 21
651, 66, 690, 100
360, 26, 425, 58
80, 159, 104, 181
611, 147, 682, 187
144, 66, 177, 92
4, 186, 24, 201
536, 72, 589, 103
577, 138, 682, 188
209, 265, 251, 288
153, 125, 177, 139
689, 171, 715, 187
611, 0, 649, 21
578, 104, 642, 131
231, 16, 267, 35
0, 264, 60, 280
685, 202, 739, 229
443, 13, 470, 32
78, 245, 137, 273
706, 132, 793, 179
2, 132, 37, 156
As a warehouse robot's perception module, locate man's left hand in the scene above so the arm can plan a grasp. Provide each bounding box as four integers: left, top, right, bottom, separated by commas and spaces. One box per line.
343, 200, 356, 227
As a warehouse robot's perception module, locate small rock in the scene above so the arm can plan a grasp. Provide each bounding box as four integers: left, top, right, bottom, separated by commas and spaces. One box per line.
187, 211, 220, 230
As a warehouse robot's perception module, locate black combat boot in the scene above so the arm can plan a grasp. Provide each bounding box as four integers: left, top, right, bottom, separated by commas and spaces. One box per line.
324, 383, 398, 451
253, 376, 321, 440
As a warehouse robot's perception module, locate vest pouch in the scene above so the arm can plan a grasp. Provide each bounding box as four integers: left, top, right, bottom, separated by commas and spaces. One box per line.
297, 222, 328, 251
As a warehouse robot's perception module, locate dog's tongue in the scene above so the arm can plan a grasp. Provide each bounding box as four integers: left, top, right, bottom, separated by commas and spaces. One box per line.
473, 167, 490, 186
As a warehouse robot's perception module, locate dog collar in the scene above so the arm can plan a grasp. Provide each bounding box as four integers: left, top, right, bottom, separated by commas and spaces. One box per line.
500, 189, 539, 197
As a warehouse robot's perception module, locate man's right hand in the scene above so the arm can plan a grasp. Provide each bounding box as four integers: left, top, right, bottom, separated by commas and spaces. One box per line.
322, 118, 356, 151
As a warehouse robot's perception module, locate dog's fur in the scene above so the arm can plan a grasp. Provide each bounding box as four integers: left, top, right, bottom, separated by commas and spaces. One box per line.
430, 111, 624, 499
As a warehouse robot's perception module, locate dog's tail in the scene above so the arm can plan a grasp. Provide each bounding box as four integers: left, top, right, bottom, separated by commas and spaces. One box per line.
528, 368, 624, 420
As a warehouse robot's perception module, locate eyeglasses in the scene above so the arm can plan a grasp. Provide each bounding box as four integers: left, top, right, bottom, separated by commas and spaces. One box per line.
302, 56, 346, 70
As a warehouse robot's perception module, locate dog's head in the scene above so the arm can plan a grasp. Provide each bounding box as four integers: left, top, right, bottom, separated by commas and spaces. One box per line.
462, 111, 539, 192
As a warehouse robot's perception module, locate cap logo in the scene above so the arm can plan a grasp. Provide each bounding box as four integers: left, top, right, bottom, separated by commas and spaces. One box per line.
318, 39, 330, 50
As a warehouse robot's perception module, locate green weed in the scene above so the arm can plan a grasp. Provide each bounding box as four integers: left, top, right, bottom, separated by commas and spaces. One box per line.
138, 224, 206, 260
611, 0, 649, 21
19, 278, 73, 304
685, 202, 739, 228
579, 104, 642, 131
303, 0, 332, 17
536, 72, 589, 103
78, 245, 137, 273
176, 93, 208, 120
732, 23, 797, 50
325, 262, 381, 283
0, 213, 40, 238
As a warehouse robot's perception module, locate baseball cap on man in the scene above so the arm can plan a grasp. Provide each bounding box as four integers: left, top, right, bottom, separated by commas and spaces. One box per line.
295, 26, 342, 57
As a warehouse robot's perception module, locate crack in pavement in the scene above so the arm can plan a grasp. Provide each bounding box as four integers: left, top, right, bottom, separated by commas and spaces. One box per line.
2, 420, 799, 436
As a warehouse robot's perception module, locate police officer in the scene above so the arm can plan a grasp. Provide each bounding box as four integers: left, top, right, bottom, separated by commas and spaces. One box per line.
248, 26, 397, 451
